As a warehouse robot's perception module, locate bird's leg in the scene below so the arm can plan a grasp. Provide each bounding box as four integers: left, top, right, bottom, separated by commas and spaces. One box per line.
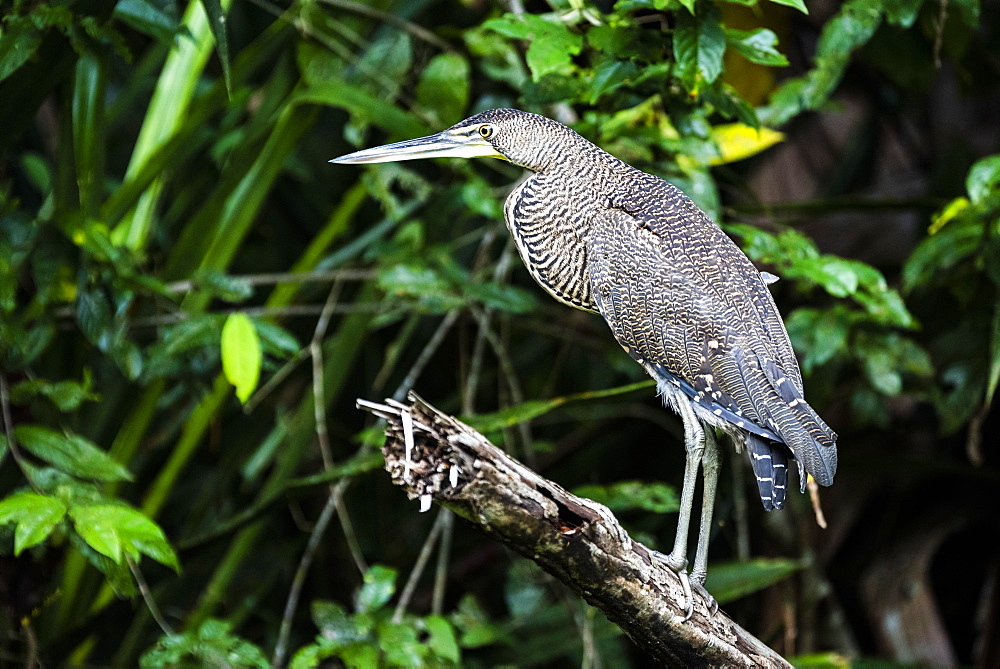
689, 428, 720, 616
654, 399, 705, 620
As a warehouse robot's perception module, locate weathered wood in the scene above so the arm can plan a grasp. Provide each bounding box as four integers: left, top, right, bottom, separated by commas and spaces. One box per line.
358, 392, 790, 667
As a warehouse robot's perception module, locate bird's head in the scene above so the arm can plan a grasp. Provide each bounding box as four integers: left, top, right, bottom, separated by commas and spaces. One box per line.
330, 109, 575, 172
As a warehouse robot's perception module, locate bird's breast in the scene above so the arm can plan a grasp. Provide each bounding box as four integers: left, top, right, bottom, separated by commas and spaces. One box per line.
503, 173, 599, 312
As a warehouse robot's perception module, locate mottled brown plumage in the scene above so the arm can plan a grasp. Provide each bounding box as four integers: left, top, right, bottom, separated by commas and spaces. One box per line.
331, 108, 838, 618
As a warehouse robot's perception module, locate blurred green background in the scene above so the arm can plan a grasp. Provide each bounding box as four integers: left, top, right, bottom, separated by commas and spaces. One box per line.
1, 0, 998, 666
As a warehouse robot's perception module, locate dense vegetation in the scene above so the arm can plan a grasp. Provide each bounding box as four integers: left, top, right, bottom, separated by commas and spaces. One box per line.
1, 0, 997, 665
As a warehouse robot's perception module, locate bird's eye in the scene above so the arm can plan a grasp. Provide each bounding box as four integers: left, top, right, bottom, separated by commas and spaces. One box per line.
478, 124, 495, 139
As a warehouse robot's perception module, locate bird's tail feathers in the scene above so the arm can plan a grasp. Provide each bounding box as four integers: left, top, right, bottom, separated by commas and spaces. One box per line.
759, 358, 838, 487
745, 434, 788, 511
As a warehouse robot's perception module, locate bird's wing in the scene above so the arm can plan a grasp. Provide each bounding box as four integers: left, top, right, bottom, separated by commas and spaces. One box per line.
585, 184, 837, 487
607, 181, 804, 393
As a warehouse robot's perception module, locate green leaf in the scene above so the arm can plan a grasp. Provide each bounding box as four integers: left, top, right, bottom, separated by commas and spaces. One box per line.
311, 601, 365, 644
987, 306, 1000, 407
452, 594, 507, 648
464, 26, 528, 88
724, 28, 789, 67
861, 346, 902, 395
339, 644, 379, 668
673, 5, 726, 90
484, 15, 583, 80
0, 24, 43, 83
883, 0, 925, 27
377, 264, 464, 313
194, 270, 254, 303
460, 280, 537, 314
902, 214, 982, 292
199, 0, 231, 95
767, 0, 808, 13
0, 492, 67, 555
355, 31, 413, 98
69, 504, 180, 571
296, 82, 429, 141
416, 53, 470, 126
14, 425, 133, 482
113, 0, 180, 43
704, 558, 802, 603
785, 308, 852, 372
355, 564, 397, 613
966, 154, 1000, 205
928, 196, 970, 235
589, 59, 639, 104
9, 375, 99, 412
221, 312, 262, 404
68, 529, 137, 597
760, 0, 882, 125
573, 480, 680, 514
425, 615, 460, 663
76, 288, 112, 347
377, 621, 426, 666
253, 320, 301, 359
141, 619, 268, 667
70, 504, 124, 563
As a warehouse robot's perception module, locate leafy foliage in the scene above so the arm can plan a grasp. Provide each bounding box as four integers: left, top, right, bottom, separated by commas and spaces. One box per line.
0, 0, 997, 666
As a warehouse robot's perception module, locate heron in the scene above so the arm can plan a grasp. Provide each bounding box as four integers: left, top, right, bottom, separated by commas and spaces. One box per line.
331, 108, 838, 618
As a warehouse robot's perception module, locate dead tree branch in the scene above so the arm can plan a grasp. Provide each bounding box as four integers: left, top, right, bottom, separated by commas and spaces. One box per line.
357, 392, 790, 667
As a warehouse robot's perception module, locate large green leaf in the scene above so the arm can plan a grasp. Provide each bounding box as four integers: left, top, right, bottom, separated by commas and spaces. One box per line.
724, 28, 789, 67
424, 616, 460, 663
673, 4, 726, 91
220, 312, 262, 404
966, 153, 1000, 205
416, 53, 471, 126
199, 0, 231, 95
14, 425, 133, 482
0, 492, 68, 555
9, 375, 98, 412
761, 0, 882, 125
573, 480, 679, 514
354, 564, 397, 614
69, 503, 179, 571
484, 15, 583, 80
704, 558, 802, 603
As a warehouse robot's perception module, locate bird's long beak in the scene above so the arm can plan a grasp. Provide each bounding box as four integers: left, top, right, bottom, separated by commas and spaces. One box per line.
329, 129, 504, 164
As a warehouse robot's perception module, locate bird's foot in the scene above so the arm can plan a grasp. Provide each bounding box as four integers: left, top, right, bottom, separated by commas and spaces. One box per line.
651, 549, 696, 620
651, 551, 718, 620
690, 576, 718, 617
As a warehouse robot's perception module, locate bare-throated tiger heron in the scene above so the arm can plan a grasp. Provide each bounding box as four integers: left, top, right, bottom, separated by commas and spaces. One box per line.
331, 108, 838, 618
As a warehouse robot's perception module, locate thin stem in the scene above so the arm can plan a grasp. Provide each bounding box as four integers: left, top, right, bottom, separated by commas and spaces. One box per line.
274, 278, 365, 667
391, 310, 460, 402
468, 303, 534, 464
164, 268, 375, 294
580, 604, 597, 669
391, 508, 448, 624
431, 511, 454, 617
128, 302, 388, 329
0, 374, 41, 492
272, 487, 339, 668
316, 0, 454, 52
334, 484, 368, 575
127, 556, 175, 638
242, 346, 310, 414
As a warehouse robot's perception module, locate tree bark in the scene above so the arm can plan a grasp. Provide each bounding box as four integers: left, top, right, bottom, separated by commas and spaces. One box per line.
358, 392, 790, 667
